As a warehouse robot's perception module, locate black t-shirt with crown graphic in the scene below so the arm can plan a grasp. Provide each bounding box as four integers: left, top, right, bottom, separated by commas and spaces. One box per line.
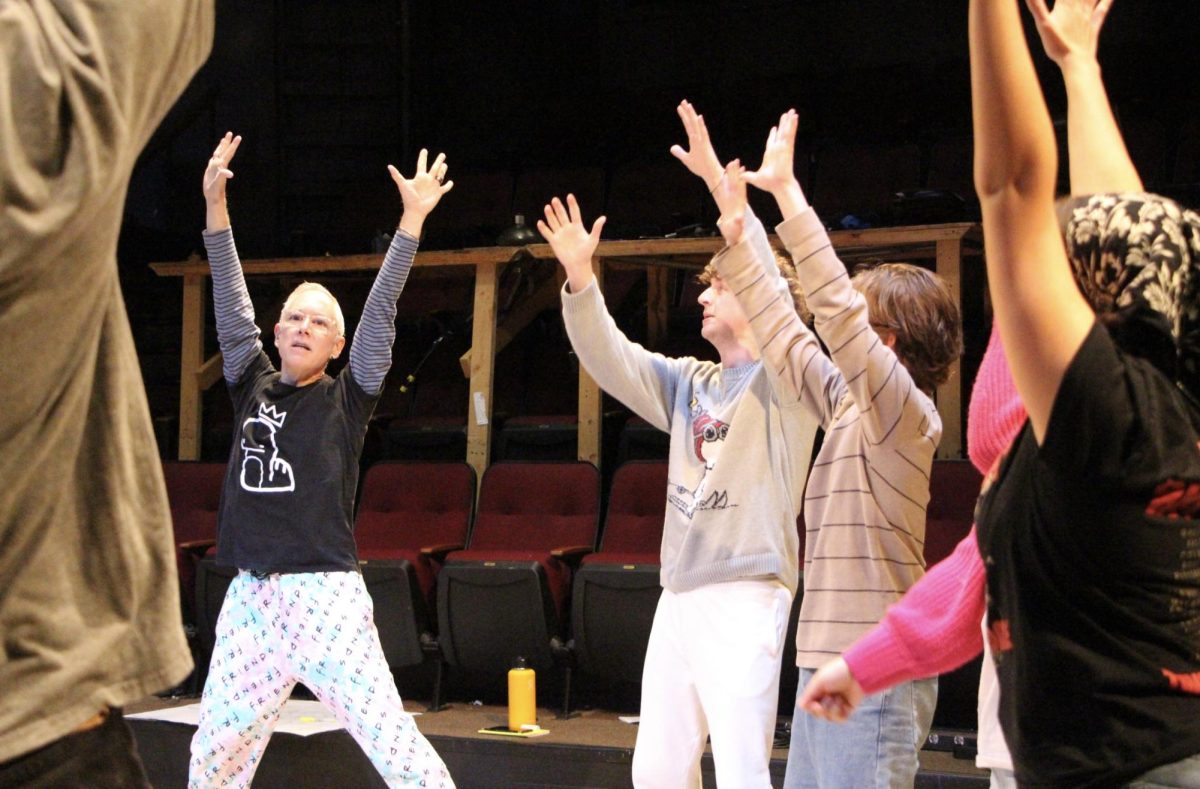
216, 350, 378, 573
976, 323, 1200, 787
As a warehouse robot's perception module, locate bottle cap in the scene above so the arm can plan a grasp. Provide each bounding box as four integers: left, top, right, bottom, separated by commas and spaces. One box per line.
513, 656, 528, 669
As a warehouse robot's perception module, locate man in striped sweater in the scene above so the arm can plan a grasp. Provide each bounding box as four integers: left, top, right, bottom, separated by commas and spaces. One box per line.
698, 109, 962, 787
187, 133, 455, 788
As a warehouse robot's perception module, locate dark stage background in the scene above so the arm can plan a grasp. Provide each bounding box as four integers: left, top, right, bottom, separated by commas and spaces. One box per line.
120, 0, 1200, 460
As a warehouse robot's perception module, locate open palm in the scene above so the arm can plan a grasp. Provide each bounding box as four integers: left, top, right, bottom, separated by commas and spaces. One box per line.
203, 132, 241, 204
537, 194, 606, 275
1025, 0, 1113, 64
388, 148, 453, 218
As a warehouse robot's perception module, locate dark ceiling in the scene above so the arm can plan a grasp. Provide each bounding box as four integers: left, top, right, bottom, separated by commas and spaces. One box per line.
124, 0, 1200, 261
117, 0, 1200, 454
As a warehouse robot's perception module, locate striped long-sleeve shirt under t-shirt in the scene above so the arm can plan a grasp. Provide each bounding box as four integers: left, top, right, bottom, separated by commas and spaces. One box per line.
202, 227, 417, 393
714, 207, 941, 668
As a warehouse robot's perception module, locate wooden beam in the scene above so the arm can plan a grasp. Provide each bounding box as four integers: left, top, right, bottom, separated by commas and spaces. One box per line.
177, 275, 206, 460
459, 275, 562, 378
197, 353, 224, 392
466, 261, 500, 483
577, 259, 604, 467
647, 266, 669, 349
151, 246, 520, 278
935, 237, 964, 459
151, 224, 982, 468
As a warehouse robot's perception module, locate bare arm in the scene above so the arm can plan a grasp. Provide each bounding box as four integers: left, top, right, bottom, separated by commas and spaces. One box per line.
1026, 0, 1141, 194
970, 0, 1094, 443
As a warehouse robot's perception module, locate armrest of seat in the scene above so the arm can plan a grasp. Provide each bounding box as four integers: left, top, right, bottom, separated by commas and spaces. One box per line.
550, 544, 594, 565
178, 539, 216, 560
420, 542, 465, 562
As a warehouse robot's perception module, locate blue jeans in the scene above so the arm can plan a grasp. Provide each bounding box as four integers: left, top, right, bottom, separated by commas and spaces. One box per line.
0, 709, 149, 788
784, 669, 937, 789
1128, 753, 1200, 788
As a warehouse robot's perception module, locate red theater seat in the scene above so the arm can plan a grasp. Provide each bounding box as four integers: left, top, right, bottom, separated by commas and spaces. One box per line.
571, 461, 667, 686
436, 461, 600, 706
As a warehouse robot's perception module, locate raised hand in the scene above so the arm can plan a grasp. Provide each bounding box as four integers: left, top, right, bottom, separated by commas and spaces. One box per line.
203, 132, 241, 205
713, 160, 748, 246
389, 148, 453, 237
669, 100, 725, 192
204, 132, 241, 231
537, 194, 606, 293
744, 110, 799, 194
796, 657, 865, 724
1025, 0, 1113, 66
744, 110, 809, 219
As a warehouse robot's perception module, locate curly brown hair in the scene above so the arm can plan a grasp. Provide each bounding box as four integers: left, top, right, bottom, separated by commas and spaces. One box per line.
698, 250, 813, 326
849, 262, 963, 393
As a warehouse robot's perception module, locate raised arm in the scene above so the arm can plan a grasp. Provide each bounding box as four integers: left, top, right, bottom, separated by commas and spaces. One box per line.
672, 102, 843, 424
538, 194, 606, 294
745, 110, 928, 443
1027, 0, 1141, 194
669, 99, 726, 193
201, 133, 262, 383
710, 158, 844, 427
348, 149, 452, 395
970, 0, 1095, 443
540, 194, 686, 431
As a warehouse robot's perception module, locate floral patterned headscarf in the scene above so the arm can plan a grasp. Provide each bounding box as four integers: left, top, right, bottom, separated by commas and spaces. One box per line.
1057, 192, 1200, 402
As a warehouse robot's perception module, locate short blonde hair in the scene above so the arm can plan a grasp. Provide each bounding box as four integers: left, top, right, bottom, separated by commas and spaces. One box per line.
698, 250, 812, 326
850, 262, 962, 393
281, 282, 346, 338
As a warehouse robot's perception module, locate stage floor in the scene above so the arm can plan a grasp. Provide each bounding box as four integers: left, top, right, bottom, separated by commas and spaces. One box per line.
127, 696, 989, 788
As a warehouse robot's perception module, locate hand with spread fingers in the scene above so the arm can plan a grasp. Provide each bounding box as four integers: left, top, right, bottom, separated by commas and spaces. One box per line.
1025, 0, 1113, 66
743, 109, 810, 220
1024, 0, 1139, 194
669, 99, 725, 193
203, 132, 242, 231
389, 148, 452, 238
537, 193, 606, 294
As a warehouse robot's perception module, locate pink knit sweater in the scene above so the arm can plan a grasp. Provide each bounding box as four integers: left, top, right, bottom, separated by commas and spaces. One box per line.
843, 325, 1026, 694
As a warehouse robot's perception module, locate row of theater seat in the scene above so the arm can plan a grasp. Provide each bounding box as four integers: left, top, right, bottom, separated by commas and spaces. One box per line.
163, 458, 983, 723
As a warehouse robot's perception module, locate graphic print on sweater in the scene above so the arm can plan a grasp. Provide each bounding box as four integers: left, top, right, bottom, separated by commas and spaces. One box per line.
667, 395, 735, 519
240, 403, 295, 493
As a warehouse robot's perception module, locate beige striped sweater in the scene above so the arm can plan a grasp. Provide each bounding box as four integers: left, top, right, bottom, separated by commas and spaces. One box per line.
714, 208, 940, 668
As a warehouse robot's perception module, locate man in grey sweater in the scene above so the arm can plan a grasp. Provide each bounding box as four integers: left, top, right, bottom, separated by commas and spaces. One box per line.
539, 194, 818, 787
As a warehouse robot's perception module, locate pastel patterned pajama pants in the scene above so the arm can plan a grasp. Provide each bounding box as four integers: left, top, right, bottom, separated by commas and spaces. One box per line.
188, 571, 453, 788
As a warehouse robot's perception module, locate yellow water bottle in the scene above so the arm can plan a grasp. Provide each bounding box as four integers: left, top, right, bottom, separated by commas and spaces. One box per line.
507, 656, 537, 731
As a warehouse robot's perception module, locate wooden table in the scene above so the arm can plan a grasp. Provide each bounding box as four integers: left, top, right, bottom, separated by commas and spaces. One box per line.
152, 222, 981, 482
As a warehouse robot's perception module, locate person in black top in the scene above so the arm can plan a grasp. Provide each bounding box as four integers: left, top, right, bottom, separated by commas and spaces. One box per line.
969, 0, 1200, 786
187, 133, 456, 788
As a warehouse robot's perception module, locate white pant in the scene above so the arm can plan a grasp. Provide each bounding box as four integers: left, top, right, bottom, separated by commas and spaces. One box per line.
633, 579, 792, 789
188, 571, 453, 788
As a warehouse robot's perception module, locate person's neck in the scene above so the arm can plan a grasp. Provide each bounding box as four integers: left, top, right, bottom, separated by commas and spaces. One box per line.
714, 335, 759, 369
280, 366, 327, 387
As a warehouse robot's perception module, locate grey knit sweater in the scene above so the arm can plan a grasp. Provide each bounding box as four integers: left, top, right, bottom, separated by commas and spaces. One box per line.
561, 213, 817, 594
